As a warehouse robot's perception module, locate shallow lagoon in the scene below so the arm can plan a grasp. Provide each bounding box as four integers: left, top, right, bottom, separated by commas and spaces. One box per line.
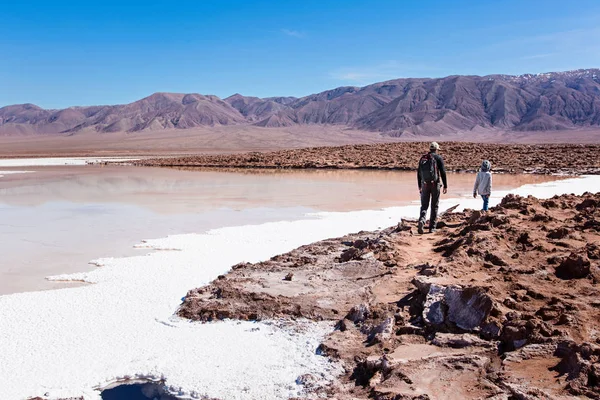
0, 164, 562, 294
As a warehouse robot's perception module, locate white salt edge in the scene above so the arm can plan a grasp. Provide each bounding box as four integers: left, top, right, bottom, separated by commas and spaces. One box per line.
1, 175, 598, 400
0, 170, 34, 178
0, 157, 138, 167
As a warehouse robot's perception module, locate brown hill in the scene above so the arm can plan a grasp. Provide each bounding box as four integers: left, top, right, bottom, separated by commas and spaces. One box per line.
224, 94, 293, 122
1, 69, 600, 136
0, 93, 245, 135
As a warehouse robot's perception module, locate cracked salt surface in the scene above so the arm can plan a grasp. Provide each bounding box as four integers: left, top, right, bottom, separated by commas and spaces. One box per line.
1, 175, 599, 400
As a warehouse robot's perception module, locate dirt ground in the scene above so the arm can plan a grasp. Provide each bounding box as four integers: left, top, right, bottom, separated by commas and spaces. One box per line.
137, 142, 600, 175
2, 126, 600, 159
0, 126, 401, 158
180, 192, 600, 399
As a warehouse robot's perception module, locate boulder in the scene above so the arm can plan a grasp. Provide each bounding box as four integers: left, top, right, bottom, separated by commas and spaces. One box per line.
412, 277, 493, 331
555, 253, 591, 279
445, 286, 493, 331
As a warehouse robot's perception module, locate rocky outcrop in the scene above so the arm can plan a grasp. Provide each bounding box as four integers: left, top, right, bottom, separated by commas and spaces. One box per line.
178, 191, 600, 399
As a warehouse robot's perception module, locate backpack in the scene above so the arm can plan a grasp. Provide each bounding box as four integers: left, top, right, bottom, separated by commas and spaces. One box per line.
419, 153, 438, 183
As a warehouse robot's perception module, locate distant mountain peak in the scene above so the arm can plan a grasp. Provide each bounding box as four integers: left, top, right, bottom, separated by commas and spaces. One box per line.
225, 93, 246, 100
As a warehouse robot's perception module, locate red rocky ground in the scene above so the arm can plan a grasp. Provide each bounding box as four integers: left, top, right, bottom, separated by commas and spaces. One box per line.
135, 142, 600, 175
179, 192, 600, 399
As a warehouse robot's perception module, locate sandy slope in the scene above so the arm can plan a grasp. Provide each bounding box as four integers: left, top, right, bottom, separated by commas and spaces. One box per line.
0, 126, 400, 157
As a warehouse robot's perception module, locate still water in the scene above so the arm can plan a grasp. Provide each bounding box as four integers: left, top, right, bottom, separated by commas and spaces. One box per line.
0, 164, 561, 295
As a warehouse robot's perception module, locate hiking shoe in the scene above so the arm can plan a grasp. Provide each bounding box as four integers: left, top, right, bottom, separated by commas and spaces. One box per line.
429, 228, 437, 233
417, 222, 424, 234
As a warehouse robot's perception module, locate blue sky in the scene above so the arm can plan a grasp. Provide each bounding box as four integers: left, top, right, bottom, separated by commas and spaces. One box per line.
1, 0, 600, 108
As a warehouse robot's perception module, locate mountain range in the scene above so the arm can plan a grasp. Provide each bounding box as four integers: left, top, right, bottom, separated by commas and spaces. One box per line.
2, 69, 600, 136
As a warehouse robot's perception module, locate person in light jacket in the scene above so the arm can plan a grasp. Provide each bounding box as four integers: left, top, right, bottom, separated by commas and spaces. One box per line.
473, 160, 492, 211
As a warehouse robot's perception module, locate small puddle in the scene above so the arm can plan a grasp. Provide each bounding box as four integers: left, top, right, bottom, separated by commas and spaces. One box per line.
101, 382, 180, 400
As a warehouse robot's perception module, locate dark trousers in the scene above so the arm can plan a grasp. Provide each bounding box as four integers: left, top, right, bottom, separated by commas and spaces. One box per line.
419, 182, 441, 229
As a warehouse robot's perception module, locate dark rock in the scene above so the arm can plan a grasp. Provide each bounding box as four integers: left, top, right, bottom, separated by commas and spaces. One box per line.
587, 243, 600, 260
542, 199, 559, 209
392, 222, 412, 232
416, 263, 437, 276
555, 253, 591, 279
350, 355, 393, 387
468, 210, 482, 225
445, 286, 493, 331
338, 247, 363, 262
553, 341, 600, 396
532, 213, 554, 222
346, 304, 370, 324
547, 255, 562, 265
484, 252, 508, 267
516, 232, 533, 249
353, 239, 369, 249
547, 227, 570, 239
480, 321, 502, 340
490, 215, 510, 227
500, 324, 528, 349
436, 220, 447, 229
335, 319, 347, 331
576, 198, 599, 211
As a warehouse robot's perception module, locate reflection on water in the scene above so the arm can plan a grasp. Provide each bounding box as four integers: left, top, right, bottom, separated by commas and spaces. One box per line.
0, 165, 564, 213
0, 165, 564, 295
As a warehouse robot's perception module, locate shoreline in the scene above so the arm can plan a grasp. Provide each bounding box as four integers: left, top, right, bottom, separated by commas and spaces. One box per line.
0, 165, 565, 295
3, 174, 599, 399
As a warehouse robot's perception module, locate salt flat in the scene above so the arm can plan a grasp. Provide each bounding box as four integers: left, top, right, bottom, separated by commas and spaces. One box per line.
0, 157, 138, 167
0, 170, 33, 179
1, 175, 598, 400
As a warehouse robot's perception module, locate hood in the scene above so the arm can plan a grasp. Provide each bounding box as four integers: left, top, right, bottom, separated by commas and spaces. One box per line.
481, 160, 491, 172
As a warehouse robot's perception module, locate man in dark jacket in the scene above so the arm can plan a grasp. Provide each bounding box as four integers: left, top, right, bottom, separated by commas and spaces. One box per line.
417, 142, 448, 234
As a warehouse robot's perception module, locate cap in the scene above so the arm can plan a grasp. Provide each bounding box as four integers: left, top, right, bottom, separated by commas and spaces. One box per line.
430, 142, 440, 151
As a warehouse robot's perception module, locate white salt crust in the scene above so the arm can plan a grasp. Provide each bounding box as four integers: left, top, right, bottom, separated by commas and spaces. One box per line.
0, 175, 598, 400
0, 170, 33, 178
0, 157, 138, 167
